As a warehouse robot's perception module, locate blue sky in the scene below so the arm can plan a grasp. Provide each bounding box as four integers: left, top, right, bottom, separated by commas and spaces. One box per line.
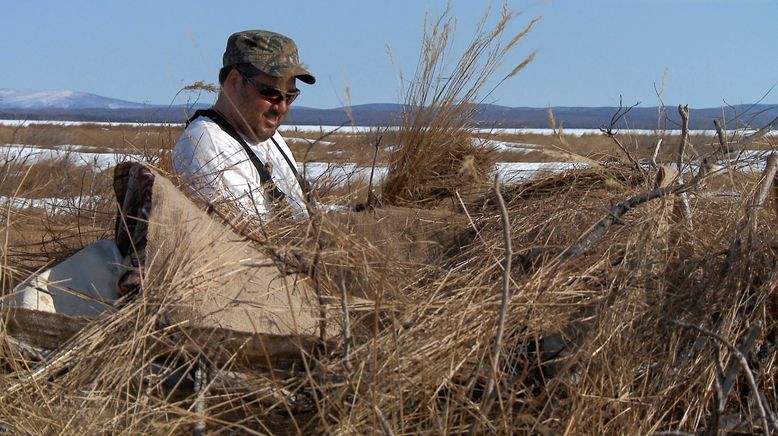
2, 0, 776, 109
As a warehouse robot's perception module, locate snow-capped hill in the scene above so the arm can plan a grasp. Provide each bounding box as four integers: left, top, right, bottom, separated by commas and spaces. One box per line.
0, 89, 150, 110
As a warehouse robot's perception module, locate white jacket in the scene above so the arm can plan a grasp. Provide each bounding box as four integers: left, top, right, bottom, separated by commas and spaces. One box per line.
173, 114, 309, 219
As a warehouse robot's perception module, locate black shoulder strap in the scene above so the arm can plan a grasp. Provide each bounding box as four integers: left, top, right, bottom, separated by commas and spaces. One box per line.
186, 109, 285, 202
269, 136, 315, 205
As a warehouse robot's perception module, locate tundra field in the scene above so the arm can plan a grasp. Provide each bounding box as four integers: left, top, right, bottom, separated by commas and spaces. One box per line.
0, 117, 776, 435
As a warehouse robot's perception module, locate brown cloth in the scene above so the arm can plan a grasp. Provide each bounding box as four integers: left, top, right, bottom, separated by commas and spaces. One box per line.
114, 162, 324, 337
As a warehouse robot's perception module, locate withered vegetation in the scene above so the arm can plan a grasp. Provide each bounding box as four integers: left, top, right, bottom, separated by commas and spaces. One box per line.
0, 4, 776, 435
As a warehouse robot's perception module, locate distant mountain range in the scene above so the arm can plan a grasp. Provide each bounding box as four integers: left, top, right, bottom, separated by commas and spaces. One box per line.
2, 88, 777, 130
0, 89, 150, 110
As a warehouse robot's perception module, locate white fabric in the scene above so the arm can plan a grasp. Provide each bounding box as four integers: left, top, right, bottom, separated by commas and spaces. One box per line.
7, 240, 124, 317
173, 114, 309, 219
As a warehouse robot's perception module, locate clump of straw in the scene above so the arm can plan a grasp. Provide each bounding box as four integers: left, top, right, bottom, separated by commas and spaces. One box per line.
382, 4, 538, 206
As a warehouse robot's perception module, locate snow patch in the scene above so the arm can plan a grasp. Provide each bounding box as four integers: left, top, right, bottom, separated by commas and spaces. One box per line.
285, 137, 336, 147
0, 144, 138, 169
0, 195, 104, 212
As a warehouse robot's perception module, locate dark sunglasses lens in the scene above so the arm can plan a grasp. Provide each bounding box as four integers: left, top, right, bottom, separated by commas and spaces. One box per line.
259, 86, 300, 104
257, 87, 284, 104
244, 74, 300, 104
258, 86, 299, 104
285, 91, 299, 104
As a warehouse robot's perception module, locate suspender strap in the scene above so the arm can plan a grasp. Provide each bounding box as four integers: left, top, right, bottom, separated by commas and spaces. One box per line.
186, 109, 285, 201
270, 136, 315, 205
270, 136, 299, 180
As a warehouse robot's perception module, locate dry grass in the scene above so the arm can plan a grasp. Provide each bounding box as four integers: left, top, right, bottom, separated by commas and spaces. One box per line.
0, 3, 776, 435
382, 5, 538, 206
1, 156, 776, 434
0, 123, 182, 155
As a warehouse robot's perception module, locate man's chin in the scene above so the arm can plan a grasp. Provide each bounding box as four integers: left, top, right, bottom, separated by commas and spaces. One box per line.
261, 118, 280, 133
253, 125, 277, 141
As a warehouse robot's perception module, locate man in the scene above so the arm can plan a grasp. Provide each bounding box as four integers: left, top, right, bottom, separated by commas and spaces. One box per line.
173, 29, 315, 219
8, 30, 324, 320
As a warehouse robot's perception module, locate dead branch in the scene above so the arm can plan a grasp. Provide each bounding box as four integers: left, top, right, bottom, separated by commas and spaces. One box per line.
749, 153, 778, 233
339, 274, 353, 373
773, 171, 778, 224
707, 115, 778, 164
565, 185, 680, 257
515, 163, 724, 268
334, 262, 393, 436
610, 135, 643, 173
481, 175, 513, 416
311, 250, 328, 347
563, 170, 709, 258
672, 320, 772, 436
721, 153, 778, 276
674, 193, 693, 231
730, 114, 778, 156
714, 119, 728, 152
677, 105, 691, 169
599, 99, 644, 173
717, 323, 762, 414
375, 405, 396, 436
673, 105, 693, 228
651, 138, 663, 168
366, 133, 383, 212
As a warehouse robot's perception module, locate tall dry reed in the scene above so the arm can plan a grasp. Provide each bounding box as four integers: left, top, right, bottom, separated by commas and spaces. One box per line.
382, 4, 538, 206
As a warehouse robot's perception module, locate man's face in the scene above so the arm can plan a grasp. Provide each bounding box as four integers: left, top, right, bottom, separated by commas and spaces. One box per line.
231, 71, 298, 141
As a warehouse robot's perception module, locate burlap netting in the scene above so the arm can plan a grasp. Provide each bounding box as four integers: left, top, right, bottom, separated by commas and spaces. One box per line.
135, 166, 326, 337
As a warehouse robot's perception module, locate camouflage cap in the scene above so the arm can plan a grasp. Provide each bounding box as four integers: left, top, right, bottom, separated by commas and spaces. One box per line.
223, 30, 316, 85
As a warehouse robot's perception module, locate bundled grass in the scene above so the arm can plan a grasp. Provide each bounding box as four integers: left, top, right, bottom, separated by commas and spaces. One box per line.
382, 4, 538, 206
310, 163, 777, 434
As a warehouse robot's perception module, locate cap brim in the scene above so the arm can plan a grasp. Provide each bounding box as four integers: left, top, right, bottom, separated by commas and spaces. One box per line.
295, 74, 316, 85
252, 62, 316, 85
296, 73, 315, 85
290, 65, 315, 84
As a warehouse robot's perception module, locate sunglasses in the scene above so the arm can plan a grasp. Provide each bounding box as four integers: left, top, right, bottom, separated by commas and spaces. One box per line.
242, 75, 300, 105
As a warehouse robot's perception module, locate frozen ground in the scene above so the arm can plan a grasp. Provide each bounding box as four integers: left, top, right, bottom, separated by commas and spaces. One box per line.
0, 119, 171, 128
281, 125, 778, 138
0, 195, 103, 210
0, 140, 771, 213
0, 142, 769, 183
0, 143, 134, 170
3, 119, 775, 138
0, 142, 590, 184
